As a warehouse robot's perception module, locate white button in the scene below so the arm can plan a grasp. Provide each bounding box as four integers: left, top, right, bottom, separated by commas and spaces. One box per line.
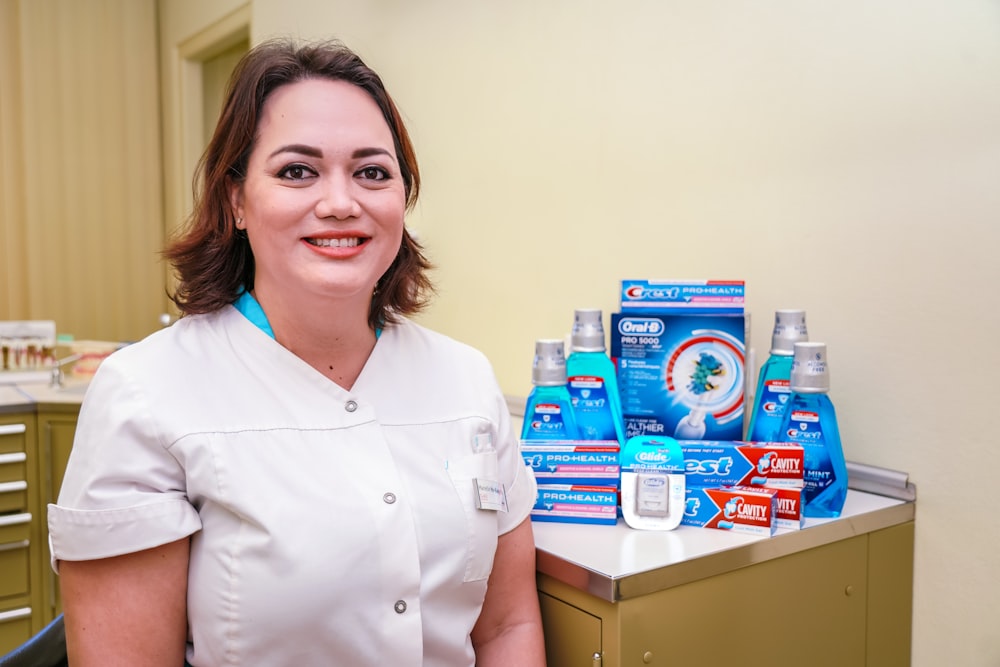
383, 492, 396, 504
345, 400, 358, 412
394, 600, 407, 614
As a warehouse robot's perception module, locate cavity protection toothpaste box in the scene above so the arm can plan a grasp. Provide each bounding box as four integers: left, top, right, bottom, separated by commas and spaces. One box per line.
620, 280, 745, 314
532, 484, 619, 526
520, 441, 620, 486
682, 486, 777, 536
769, 486, 806, 530
611, 313, 747, 441
680, 441, 805, 489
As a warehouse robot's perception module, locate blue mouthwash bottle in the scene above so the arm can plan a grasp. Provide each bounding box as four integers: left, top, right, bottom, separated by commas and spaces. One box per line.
566, 309, 626, 444
777, 342, 848, 518
747, 309, 808, 442
521, 339, 582, 441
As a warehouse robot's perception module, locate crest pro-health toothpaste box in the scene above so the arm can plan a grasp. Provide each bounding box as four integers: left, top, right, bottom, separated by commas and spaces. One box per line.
620, 280, 745, 314
520, 440, 620, 486
531, 484, 619, 526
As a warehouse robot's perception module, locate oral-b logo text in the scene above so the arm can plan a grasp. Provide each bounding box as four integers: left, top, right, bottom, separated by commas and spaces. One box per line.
685, 456, 734, 476
617, 318, 665, 336
624, 286, 680, 300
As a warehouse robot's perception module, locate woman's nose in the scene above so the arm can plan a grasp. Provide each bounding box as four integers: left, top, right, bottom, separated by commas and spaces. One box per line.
314, 173, 361, 219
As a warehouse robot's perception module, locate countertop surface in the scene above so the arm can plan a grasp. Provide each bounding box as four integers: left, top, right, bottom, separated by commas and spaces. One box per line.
532, 489, 914, 602
0, 377, 89, 411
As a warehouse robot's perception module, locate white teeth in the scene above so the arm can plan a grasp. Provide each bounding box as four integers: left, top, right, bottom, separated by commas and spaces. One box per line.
310, 237, 360, 248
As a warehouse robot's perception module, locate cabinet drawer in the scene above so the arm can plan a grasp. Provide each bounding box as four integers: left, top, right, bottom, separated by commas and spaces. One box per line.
0, 607, 32, 656
0, 513, 30, 546
0, 452, 27, 485
0, 538, 30, 598
0, 480, 28, 513
0, 423, 28, 455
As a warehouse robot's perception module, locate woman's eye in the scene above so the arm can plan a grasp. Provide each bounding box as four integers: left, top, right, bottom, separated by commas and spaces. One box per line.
277, 164, 315, 180
358, 166, 389, 181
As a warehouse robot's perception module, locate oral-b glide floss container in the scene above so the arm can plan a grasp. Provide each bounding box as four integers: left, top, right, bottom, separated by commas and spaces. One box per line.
620, 435, 686, 530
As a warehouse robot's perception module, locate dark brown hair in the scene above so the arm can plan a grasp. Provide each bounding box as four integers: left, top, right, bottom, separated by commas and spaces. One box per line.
165, 38, 433, 329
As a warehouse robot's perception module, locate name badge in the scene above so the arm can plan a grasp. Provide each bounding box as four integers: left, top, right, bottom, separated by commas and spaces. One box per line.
473, 478, 508, 512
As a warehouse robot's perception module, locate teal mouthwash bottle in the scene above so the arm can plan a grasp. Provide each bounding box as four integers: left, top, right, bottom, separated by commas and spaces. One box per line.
747, 309, 808, 442
566, 309, 626, 444
777, 342, 848, 518
521, 339, 582, 441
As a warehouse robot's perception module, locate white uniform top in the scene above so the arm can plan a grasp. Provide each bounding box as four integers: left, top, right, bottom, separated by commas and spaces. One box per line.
48, 305, 537, 667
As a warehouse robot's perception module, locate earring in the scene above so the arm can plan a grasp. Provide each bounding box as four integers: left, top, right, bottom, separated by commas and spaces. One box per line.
235, 217, 244, 228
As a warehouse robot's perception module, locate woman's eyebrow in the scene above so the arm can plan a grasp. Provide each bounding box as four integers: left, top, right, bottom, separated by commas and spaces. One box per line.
269, 143, 323, 159
266, 145, 394, 161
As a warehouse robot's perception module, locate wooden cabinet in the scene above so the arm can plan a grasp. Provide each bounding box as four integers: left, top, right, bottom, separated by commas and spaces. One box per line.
537, 521, 915, 667
0, 403, 79, 655
36, 405, 79, 623
0, 411, 42, 653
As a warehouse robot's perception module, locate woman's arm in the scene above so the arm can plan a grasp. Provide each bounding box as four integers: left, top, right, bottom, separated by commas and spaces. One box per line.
471, 517, 546, 666
59, 537, 190, 667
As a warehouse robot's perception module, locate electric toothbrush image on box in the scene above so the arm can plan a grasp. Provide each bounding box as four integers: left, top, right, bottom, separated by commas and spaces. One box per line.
665, 328, 745, 439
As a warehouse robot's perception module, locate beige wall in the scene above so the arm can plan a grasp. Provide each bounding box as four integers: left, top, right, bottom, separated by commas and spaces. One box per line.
0, 0, 165, 343
255, 1, 1000, 665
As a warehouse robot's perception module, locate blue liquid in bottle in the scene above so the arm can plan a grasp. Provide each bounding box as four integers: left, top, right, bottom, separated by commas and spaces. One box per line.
747, 310, 808, 442
776, 342, 848, 518
566, 309, 626, 444
521, 339, 582, 441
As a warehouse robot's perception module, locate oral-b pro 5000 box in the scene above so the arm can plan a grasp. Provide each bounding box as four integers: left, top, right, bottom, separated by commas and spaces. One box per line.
680, 441, 805, 489
520, 441, 620, 486
611, 312, 747, 441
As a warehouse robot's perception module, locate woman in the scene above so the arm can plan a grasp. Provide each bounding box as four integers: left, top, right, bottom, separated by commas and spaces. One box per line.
49, 39, 545, 666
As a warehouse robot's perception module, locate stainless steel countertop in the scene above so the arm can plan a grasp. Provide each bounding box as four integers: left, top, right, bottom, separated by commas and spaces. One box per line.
533, 489, 914, 602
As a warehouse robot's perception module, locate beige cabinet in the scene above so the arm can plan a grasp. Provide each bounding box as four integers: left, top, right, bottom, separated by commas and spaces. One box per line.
0, 403, 79, 654
537, 521, 914, 667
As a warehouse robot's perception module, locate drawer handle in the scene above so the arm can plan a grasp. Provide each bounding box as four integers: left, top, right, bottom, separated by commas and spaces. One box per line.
0, 538, 29, 552
0, 480, 28, 494
0, 607, 32, 623
0, 424, 27, 436
0, 512, 31, 527
0, 452, 27, 465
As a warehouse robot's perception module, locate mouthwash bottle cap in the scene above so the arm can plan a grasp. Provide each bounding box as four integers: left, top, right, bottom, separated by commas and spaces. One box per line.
790, 341, 829, 393
771, 309, 808, 355
532, 339, 569, 386
571, 308, 606, 352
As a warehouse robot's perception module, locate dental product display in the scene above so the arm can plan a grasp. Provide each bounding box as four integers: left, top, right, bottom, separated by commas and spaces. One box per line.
522, 279, 848, 532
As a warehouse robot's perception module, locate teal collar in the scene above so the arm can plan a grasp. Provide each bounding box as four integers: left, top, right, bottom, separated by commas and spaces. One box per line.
233, 288, 381, 340
233, 288, 276, 339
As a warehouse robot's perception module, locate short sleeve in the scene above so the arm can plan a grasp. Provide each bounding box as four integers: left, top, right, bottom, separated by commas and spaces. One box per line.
492, 388, 538, 536
47, 356, 202, 569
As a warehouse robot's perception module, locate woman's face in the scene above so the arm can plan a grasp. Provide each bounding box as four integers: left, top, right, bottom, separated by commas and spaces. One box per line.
231, 78, 406, 310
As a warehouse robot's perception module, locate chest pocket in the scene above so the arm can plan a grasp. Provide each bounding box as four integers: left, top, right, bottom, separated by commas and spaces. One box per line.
446, 451, 501, 582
